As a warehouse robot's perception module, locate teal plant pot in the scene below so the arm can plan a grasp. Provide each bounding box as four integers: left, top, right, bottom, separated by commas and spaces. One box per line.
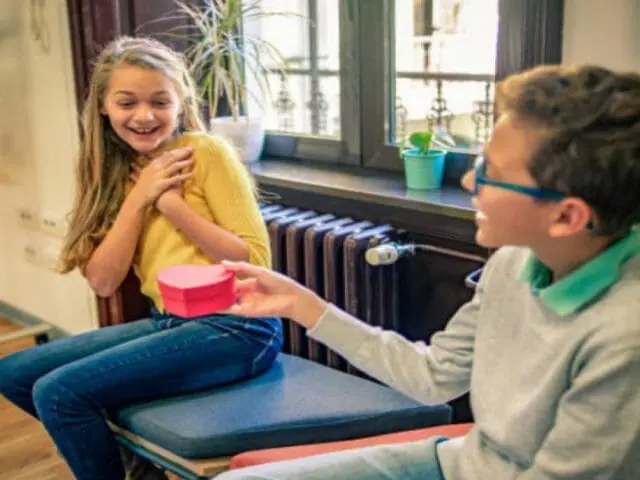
402, 148, 446, 190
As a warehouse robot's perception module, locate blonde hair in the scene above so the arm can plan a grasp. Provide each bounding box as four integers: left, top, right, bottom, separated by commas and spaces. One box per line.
59, 36, 205, 273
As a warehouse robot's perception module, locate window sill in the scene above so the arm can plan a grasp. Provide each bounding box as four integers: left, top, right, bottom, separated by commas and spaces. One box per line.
251, 158, 479, 245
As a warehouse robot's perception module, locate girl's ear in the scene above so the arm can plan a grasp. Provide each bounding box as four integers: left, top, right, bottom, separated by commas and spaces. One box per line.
100, 97, 110, 116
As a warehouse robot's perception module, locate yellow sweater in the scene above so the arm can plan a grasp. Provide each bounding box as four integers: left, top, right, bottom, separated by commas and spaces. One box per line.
132, 132, 270, 311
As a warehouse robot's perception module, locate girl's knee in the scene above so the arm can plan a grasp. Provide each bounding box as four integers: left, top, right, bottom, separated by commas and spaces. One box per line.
31, 368, 77, 415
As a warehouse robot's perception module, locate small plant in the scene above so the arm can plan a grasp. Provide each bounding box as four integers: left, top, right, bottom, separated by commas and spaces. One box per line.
401, 128, 453, 190
405, 127, 456, 153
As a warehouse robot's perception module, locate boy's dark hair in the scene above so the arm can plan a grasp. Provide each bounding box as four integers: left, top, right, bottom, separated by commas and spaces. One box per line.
496, 65, 640, 236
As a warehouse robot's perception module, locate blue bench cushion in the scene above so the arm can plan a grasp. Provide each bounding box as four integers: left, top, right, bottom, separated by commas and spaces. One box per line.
114, 354, 451, 459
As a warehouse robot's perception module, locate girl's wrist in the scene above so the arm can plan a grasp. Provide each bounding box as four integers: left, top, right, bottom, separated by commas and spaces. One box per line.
156, 190, 183, 214
124, 190, 149, 214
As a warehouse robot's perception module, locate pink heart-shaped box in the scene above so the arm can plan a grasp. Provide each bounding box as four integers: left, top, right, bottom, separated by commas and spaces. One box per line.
157, 265, 236, 318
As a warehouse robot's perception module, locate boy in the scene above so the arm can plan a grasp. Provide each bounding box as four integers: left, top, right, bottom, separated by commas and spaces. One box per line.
220, 65, 640, 479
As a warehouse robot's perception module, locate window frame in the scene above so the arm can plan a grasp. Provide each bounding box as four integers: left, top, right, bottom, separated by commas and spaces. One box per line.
258, 0, 565, 175
261, 0, 361, 167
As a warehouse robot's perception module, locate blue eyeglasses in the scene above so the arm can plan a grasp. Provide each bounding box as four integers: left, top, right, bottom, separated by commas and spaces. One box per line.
472, 156, 566, 200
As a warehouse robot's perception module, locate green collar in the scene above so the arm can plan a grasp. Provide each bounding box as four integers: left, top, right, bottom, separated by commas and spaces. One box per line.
518, 228, 640, 316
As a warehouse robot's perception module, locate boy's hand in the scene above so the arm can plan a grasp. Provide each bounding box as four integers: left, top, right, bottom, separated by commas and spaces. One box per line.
221, 261, 328, 329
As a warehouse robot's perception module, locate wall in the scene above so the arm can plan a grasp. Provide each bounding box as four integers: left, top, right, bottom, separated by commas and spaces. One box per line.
1, 0, 636, 337
0, 0, 98, 334
563, 0, 640, 70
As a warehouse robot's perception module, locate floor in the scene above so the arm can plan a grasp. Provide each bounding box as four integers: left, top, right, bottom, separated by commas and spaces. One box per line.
0, 318, 74, 479
0, 318, 182, 480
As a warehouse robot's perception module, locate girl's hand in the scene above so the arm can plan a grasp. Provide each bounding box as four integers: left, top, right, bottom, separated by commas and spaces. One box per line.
222, 261, 328, 329
155, 188, 184, 214
129, 147, 194, 208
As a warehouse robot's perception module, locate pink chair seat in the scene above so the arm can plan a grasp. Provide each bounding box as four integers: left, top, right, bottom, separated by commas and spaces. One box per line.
229, 422, 474, 469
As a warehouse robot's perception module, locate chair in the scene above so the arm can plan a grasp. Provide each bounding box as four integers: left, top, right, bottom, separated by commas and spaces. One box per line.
228, 422, 474, 470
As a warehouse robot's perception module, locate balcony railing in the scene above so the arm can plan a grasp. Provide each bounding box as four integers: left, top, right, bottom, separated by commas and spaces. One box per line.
266, 68, 495, 148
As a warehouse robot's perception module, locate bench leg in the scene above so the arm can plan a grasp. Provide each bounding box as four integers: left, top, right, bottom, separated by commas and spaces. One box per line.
115, 435, 220, 480
119, 445, 169, 480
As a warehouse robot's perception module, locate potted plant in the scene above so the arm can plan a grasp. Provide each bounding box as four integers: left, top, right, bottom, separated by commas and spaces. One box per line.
401, 128, 455, 190
161, 0, 298, 163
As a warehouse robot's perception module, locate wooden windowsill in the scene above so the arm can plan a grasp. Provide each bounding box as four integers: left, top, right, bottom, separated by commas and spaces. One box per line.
250, 157, 479, 247
251, 158, 475, 220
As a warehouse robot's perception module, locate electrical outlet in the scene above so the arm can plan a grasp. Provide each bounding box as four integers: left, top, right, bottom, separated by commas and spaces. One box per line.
23, 244, 39, 264
40, 213, 66, 238
17, 208, 38, 230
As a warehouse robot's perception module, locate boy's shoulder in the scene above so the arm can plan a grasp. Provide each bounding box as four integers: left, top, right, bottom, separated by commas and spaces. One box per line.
581, 256, 640, 353
486, 246, 640, 347
594, 252, 640, 314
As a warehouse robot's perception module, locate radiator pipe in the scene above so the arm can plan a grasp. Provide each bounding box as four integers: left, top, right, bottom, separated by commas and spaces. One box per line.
365, 243, 486, 266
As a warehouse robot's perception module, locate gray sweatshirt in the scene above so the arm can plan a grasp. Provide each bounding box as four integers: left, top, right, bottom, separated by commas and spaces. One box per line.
308, 243, 640, 479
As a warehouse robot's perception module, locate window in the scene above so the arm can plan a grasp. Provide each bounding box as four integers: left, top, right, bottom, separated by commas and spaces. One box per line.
248, 0, 341, 140
245, 0, 355, 165
248, 0, 499, 172
391, 0, 498, 148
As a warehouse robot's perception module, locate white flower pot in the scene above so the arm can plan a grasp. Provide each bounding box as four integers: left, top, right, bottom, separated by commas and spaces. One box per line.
209, 116, 265, 164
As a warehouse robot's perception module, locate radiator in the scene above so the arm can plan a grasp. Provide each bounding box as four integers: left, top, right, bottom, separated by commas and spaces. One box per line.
260, 203, 403, 375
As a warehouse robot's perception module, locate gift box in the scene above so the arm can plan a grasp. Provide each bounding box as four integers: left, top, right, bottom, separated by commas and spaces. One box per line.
157, 264, 236, 318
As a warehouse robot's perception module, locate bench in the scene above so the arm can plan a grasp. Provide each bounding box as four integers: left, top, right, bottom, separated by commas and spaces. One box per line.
100, 271, 473, 478
110, 354, 452, 479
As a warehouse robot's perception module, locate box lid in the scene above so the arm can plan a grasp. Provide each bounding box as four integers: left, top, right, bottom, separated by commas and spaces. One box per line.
157, 265, 236, 302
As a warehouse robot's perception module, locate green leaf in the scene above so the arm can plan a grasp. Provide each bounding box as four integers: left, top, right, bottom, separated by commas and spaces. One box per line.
147, 0, 308, 118
409, 132, 433, 153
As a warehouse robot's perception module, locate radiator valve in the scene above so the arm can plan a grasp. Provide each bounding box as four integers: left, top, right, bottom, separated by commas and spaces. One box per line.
365, 243, 415, 266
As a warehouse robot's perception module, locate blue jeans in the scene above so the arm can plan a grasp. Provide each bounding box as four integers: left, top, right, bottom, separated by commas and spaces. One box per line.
0, 311, 282, 480
216, 436, 448, 480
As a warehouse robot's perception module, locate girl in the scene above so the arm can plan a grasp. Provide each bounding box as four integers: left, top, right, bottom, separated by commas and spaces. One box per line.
0, 36, 282, 480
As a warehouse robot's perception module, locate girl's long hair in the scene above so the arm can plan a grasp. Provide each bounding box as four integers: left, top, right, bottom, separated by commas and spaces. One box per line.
59, 36, 205, 273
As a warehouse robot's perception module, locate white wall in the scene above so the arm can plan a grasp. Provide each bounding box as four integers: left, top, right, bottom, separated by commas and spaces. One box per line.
0, 0, 98, 334
563, 0, 640, 71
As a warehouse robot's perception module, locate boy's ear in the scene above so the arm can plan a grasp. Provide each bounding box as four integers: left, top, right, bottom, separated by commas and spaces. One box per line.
548, 197, 593, 238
